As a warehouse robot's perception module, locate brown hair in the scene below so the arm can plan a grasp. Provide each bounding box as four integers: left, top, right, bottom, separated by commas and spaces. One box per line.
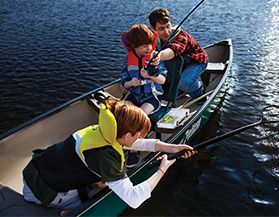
106, 97, 151, 138
126, 24, 155, 48
148, 8, 171, 28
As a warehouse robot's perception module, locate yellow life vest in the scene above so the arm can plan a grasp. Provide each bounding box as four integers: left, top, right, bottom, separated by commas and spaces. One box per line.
74, 104, 125, 169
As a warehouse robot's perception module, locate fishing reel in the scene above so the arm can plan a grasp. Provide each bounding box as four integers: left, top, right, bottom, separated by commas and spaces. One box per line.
147, 65, 160, 76
144, 61, 160, 77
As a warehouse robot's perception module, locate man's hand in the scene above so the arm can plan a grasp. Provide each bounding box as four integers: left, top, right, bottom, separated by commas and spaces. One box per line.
149, 51, 160, 66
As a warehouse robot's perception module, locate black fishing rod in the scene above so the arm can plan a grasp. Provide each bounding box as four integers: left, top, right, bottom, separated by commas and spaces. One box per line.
147, 0, 206, 73
167, 0, 206, 46
148, 105, 279, 168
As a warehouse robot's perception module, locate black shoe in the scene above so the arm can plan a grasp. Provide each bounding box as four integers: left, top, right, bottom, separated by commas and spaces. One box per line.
126, 151, 140, 168
177, 89, 186, 99
197, 85, 207, 105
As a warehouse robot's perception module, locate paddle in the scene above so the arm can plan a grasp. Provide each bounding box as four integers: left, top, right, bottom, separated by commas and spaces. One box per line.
147, 0, 206, 70
179, 90, 214, 109
148, 105, 279, 168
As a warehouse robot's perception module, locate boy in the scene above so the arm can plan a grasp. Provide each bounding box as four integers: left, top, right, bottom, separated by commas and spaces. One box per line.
121, 24, 168, 167
121, 24, 167, 115
22, 97, 195, 212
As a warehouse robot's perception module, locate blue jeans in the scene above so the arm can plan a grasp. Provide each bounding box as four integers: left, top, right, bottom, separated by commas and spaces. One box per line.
179, 61, 208, 98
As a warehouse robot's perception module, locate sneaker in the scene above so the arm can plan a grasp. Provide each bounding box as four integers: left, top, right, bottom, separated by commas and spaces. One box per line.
177, 89, 187, 99
126, 151, 140, 168
197, 84, 207, 105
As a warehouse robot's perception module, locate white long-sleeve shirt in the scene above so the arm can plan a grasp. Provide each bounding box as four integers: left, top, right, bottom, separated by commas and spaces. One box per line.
106, 139, 157, 208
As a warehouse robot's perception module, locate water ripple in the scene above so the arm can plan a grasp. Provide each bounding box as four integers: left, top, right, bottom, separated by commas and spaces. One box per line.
1, 0, 279, 216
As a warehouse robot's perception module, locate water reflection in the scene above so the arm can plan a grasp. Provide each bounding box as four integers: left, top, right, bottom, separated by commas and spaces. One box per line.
1, 0, 279, 215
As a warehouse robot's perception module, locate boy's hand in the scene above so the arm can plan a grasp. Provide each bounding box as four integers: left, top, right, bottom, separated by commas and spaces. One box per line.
131, 78, 141, 87
159, 154, 176, 173
140, 68, 150, 79
176, 144, 197, 159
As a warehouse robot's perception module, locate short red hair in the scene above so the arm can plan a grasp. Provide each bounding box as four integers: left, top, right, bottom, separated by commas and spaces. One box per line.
106, 97, 151, 138
126, 24, 155, 48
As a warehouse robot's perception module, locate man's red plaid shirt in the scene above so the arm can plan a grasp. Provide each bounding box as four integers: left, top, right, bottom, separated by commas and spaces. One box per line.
167, 29, 208, 64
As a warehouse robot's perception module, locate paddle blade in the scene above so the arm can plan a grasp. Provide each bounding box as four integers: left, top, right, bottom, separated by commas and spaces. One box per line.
261, 105, 279, 125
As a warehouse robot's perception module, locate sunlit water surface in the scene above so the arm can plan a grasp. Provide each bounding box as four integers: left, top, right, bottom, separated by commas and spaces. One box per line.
0, 0, 278, 215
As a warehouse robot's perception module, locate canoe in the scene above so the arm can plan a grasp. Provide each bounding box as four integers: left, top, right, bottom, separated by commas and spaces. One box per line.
0, 39, 233, 216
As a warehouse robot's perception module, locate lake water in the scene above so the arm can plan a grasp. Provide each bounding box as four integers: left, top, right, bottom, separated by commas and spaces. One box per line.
0, 0, 279, 215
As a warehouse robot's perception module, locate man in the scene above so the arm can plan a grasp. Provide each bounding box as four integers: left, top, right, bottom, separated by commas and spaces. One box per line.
149, 8, 208, 98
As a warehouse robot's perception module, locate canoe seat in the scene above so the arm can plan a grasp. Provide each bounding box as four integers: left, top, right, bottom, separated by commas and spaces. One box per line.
0, 184, 58, 216
206, 62, 226, 71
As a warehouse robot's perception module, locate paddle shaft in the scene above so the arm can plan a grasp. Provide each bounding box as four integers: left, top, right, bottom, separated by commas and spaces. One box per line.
148, 119, 262, 168
180, 90, 214, 109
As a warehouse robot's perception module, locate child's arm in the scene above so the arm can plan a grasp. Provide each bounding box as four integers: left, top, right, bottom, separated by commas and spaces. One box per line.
106, 156, 174, 208
121, 63, 141, 89
125, 138, 195, 158
124, 78, 142, 89
106, 154, 174, 209
155, 140, 195, 156
140, 67, 166, 85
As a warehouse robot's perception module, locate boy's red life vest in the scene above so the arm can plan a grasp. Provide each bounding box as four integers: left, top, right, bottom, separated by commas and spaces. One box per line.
121, 30, 161, 98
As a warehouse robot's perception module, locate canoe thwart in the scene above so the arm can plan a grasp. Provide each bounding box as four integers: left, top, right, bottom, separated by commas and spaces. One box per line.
206, 62, 225, 71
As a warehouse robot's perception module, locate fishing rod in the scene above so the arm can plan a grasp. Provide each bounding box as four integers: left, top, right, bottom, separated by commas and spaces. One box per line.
147, 0, 206, 74
167, 0, 206, 46
148, 105, 279, 168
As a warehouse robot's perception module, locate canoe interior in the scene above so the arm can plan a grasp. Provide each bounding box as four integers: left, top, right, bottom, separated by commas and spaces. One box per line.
0, 39, 232, 216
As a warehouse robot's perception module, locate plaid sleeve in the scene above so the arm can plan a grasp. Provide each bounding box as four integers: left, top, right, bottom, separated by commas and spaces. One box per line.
167, 30, 208, 63
167, 31, 188, 57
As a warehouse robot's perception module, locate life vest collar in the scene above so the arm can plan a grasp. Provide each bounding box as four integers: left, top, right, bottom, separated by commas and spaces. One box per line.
75, 103, 125, 169
99, 103, 117, 143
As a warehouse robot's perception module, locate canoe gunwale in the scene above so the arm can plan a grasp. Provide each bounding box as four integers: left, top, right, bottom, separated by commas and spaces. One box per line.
0, 79, 121, 141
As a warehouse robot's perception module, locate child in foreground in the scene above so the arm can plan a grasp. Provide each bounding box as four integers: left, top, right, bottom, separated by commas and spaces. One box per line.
22, 97, 195, 213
